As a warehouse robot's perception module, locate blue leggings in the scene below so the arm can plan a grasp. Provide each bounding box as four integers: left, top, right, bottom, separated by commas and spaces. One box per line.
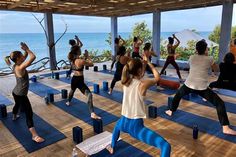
111, 116, 171, 157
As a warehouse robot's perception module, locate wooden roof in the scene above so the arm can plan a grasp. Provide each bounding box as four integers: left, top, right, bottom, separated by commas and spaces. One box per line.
0, 0, 235, 17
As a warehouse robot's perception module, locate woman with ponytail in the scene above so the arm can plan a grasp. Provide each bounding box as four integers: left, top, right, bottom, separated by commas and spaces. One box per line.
108, 46, 130, 94
107, 55, 171, 157
5, 42, 44, 143
67, 46, 101, 119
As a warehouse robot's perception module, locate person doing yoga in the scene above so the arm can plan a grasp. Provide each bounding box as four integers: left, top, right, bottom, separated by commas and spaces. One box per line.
106, 56, 171, 157
230, 38, 236, 63
5, 42, 44, 143
209, 52, 236, 91
165, 40, 236, 135
143, 42, 157, 74
67, 46, 101, 119
132, 36, 143, 58
108, 46, 130, 94
160, 34, 182, 81
110, 35, 126, 72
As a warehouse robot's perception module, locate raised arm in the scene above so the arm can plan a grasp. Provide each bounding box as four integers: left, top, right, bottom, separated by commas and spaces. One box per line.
119, 35, 126, 46
19, 42, 36, 70
173, 34, 180, 48
75, 35, 83, 47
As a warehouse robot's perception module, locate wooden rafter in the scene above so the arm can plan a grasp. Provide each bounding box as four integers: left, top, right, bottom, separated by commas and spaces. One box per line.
7, 0, 32, 9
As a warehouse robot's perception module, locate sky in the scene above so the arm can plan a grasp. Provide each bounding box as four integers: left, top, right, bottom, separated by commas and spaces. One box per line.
0, 4, 235, 33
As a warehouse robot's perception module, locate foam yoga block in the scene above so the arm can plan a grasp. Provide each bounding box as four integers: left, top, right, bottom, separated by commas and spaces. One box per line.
47, 93, 54, 102
73, 126, 83, 144
0, 104, 7, 118
94, 66, 98, 72
102, 81, 108, 91
103, 64, 107, 71
93, 119, 103, 134
31, 75, 37, 83
148, 106, 157, 118
61, 89, 68, 99
66, 70, 71, 78
168, 97, 174, 109
159, 79, 180, 90
85, 66, 89, 70
93, 84, 100, 94
54, 72, 60, 80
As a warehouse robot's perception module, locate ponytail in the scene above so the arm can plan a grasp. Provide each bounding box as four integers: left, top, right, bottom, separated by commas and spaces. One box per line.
121, 64, 132, 86
5, 56, 11, 66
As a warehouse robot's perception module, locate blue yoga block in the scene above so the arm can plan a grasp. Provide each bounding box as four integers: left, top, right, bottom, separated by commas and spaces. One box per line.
94, 66, 98, 72
47, 93, 54, 102
31, 75, 37, 83
85, 66, 89, 70
73, 126, 83, 144
93, 84, 100, 94
103, 81, 108, 91
61, 89, 68, 99
54, 72, 60, 80
148, 106, 157, 118
66, 70, 71, 78
51, 72, 55, 79
183, 94, 190, 100
168, 97, 174, 109
93, 119, 103, 134
44, 96, 49, 105
164, 71, 167, 75
0, 104, 7, 118
103, 64, 107, 71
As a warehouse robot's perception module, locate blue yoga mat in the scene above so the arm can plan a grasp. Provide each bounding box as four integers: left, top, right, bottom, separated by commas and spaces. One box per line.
40, 71, 67, 78
29, 82, 60, 97
148, 74, 181, 82
58, 77, 94, 86
0, 112, 66, 153
216, 89, 236, 98
95, 89, 154, 105
182, 95, 236, 114
91, 140, 152, 157
0, 93, 13, 106
54, 99, 119, 126
98, 70, 115, 75
149, 86, 177, 95
157, 106, 236, 143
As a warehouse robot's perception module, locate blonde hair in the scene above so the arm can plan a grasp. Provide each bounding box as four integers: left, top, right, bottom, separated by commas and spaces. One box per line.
121, 58, 143, 87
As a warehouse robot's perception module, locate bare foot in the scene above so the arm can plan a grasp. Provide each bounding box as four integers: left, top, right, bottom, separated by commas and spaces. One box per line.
165, 110, 173, 116
202, 98, 207, 102
91, 112, 101, 119
12, 114, 20, 121
223, 126, 236, 135
106, 145, 114, 154
66, 101, 71, 106
108, 89, 112, 95
32, 135, 45, 143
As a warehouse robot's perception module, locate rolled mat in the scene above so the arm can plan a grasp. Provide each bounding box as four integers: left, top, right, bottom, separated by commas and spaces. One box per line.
158, 78, 180, 90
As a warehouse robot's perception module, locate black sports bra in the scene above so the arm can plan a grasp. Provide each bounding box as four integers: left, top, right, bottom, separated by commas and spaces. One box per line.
71, 64, 84, 71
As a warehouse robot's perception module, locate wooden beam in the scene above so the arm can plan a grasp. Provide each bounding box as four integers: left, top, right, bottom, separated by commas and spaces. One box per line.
8, 0, 32, 9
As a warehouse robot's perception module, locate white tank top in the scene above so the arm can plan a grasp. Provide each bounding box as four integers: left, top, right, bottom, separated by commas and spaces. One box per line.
121, 79, 146, 119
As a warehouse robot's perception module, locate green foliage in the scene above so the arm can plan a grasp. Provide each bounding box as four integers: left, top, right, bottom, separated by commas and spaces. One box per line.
209, 25, 236, 44
88, 49, 112, 63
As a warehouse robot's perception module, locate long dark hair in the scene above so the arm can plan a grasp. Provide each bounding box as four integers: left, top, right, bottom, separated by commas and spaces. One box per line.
224, 52, 235, 64
121, 58, 143, 86
68, 46, 81, 62
5, 51, 22, 66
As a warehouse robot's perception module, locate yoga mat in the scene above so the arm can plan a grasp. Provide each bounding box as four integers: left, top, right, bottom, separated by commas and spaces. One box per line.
149, 86, 177, 95
91, 140, 152, 157
0, 112, 66, 153
182, 95, 236, 114
216, 89, 236, 98
58, 77, 94, 86
95, 89, 154, 105
54, 99, 119, 126
97, 70, 115, 75
157, 106, 236, 143
148, 74, 183, 82
29, 82, 60, 97
0, 93, 13, 106
39, 71, 67, 78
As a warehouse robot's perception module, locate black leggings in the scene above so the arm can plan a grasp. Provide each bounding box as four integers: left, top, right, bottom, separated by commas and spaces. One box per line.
132, 52, 141, 59
110, 74, 121, 90
170, 84, 229, 126
12, 93, 34, 128
110, 56, 116, 71
160, 56, 181, 79
209, 81, 236, 91
68, 75, 94, 113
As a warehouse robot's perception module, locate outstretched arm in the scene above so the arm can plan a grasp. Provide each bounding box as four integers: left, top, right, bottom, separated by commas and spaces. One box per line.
75, 35, 83, 47
173, 34, 180, 48
119, 35, 126, 46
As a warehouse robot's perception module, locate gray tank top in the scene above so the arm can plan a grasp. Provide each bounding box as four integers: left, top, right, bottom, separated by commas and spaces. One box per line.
13, 69, 29, 96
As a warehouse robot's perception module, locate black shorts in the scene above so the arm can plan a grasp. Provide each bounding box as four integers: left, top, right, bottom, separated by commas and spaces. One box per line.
71, 75, 90, 94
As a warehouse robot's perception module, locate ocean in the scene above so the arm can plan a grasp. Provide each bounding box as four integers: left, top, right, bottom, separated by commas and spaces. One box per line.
0, 32, 210, 68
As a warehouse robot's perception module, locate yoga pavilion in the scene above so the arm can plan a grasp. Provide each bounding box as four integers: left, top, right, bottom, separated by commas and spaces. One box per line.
0, 0, 236, 156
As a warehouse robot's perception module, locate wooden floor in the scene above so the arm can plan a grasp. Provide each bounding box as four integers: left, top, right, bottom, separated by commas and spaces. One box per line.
0, 63, 236, 157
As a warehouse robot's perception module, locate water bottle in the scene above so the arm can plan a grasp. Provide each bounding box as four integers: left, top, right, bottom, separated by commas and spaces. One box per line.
193, 125, 198, 139
72, 148, 78, 157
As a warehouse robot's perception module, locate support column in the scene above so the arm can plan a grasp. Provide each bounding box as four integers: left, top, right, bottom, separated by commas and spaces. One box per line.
111, 17, 118, 56
44, 12, 57, 70
219, 0, 233, 62
152, 11, 161, 66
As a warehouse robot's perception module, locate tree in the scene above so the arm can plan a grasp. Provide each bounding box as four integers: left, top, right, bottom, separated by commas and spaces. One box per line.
209, 25, 236, 44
